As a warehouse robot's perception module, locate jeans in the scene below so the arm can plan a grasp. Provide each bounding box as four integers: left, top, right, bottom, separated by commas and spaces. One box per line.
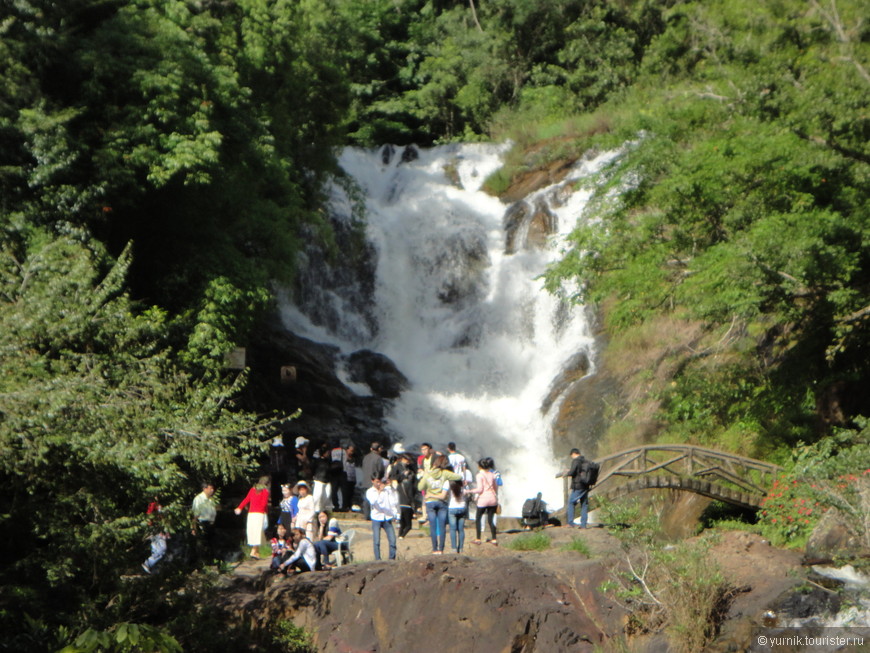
567, 487, 589, 527
448, 507, 467, 553
426, 500, 449, 552
314, 539, 339, 567
371, 519, 396, 560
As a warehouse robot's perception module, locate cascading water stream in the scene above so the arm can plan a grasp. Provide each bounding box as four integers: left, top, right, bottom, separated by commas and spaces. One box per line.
280, 143, 622, 513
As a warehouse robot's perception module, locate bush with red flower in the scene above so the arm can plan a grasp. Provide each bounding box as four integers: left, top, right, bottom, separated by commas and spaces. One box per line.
759, 421, 870, 549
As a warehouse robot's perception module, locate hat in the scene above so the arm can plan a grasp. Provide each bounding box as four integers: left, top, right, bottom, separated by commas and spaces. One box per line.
391, 442, 406, 454
296, 480, 309, 488
295, 436, 309, 448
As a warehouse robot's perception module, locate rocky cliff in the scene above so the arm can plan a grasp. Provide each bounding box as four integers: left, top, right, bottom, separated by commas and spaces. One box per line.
216, 527, 820, 653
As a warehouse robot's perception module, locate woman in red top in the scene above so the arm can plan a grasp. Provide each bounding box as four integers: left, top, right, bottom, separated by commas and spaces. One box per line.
234, 475, 270, 559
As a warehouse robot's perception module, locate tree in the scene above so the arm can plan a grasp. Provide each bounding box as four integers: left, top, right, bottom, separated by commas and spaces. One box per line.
0, 232, 273, 650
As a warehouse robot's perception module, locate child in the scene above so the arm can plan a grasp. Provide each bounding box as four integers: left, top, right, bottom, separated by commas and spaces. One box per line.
270, 523, 293, 571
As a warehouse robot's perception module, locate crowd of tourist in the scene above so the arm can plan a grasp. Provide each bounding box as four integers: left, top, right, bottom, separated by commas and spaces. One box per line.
228, 439, 513, 573
143, 436, 594, 575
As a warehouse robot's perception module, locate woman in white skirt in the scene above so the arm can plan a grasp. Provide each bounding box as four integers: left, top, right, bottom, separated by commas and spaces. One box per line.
234, 475, 270, 559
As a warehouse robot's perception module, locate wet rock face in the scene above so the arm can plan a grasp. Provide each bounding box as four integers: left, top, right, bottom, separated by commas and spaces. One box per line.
345, 349, 411, 399
429, 231, 489, 308
241, 319, 394, 448
805, 509, 868, 562
503, 198, 558, 254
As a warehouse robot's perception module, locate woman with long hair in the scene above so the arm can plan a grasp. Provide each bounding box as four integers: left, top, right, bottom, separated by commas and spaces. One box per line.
447, 477, 468, 554
277, 527, 318, 574
472, 457, 498, 545
234, 475, 270, 559
417, 454, 461, 554
312, 511, 342, 568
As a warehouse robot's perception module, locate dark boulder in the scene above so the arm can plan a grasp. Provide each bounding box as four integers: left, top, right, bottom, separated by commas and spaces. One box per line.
345, 349, 411, 399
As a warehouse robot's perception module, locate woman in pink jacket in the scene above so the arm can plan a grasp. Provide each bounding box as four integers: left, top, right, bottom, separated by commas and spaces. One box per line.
472, 457, 499, 545
234, 475, 270, 559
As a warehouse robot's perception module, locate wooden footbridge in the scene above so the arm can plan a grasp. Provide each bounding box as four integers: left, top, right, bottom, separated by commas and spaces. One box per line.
589, 445, 781, 510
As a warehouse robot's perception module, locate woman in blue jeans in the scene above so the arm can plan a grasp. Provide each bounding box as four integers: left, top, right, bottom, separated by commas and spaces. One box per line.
418, 455, 461, 554
447, 478, 469, 553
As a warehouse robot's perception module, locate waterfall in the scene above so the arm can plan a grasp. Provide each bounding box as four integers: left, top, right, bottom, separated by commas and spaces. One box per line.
280, 142, 622, 512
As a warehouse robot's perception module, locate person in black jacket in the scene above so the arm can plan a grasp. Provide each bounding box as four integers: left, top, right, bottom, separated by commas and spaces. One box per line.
558, 448, 590, 528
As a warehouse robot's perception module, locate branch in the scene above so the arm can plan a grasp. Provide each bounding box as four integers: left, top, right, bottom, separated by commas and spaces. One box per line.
840, 303, 870, 324
809, 0, 870, 85
468, 0, 483, 32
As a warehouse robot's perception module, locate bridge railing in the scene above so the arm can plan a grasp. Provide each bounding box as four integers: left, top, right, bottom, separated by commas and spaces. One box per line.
585, 444, 781, 509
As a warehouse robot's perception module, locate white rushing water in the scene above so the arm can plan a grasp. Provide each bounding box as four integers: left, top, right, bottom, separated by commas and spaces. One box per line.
281, 143, 622, 512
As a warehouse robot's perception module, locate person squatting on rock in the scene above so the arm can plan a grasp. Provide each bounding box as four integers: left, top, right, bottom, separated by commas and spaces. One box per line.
142, 497, 169, 573
366, 474, 399, 560
276, 527, 320, 573
235, 475, 270, 559
418, 455, 463, 554
472, 457, 499, 545
558, 448, 590, 528
270, 523, 293, 571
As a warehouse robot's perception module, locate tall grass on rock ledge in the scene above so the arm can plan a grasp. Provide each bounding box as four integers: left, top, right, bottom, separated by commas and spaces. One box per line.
600, 499, 735, 653
506, 532, 552, 551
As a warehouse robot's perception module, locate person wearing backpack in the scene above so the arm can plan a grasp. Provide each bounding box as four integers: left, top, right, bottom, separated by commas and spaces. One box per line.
558, 449, 596, 529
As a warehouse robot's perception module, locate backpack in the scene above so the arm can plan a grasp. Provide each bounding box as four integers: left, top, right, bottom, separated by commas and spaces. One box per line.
578, 458, 600, 486
521, 493, 548, 527
521, 496, 545, 519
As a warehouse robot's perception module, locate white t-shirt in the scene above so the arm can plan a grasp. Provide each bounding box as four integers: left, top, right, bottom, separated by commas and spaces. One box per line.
284, 537, 317, 570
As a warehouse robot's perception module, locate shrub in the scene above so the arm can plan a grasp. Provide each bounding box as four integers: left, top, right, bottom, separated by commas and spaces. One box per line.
272, 621, 316, 653
560, 537, 592, 556
599, 499, 734, 653
507, 532, 551, 551
758, 475, 821, 547
759, 424, 870, 549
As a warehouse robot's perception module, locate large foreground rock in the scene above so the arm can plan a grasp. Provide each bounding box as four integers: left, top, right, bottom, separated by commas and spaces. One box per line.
229, 555, 622, 653
218, 527, 824, 653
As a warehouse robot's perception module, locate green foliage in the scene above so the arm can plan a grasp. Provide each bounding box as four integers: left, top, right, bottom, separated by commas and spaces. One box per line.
559, 537, 592, 556
542, 0, 870, 451
1, 0, 350, 310
506, 531, 552, 551
760, 422, 870, 548
60, 623, 182, 653
0, 232, 276, 650
600, 499, 731, 653
271, 621, 316, 653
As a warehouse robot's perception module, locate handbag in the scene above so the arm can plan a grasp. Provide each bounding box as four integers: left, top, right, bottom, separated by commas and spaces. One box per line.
495, 504, 502, 515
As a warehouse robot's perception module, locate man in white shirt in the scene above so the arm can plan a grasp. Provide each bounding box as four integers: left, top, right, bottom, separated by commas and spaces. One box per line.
365, 476, 399, 560
191, 482, 217, 564
447, 442, 467, 475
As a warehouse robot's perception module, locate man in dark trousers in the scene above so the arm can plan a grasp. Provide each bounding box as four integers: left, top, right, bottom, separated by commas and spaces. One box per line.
559, 449, 590, 529
361, 441, 386, 520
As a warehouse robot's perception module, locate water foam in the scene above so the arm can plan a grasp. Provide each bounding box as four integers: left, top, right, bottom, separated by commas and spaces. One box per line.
281, 143, 620, 512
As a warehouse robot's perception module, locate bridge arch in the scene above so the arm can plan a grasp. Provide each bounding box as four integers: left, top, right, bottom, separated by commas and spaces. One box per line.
589, 445, 781, 510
